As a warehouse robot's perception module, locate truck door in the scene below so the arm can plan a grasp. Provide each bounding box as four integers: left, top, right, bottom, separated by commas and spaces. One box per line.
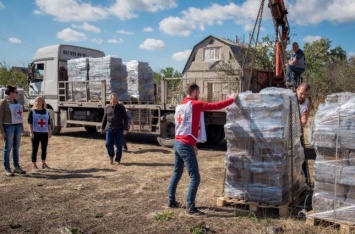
29, 62, 45, 96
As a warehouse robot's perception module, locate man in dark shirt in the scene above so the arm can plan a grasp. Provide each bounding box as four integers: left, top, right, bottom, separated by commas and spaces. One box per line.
286, 42, 306, 87
101, 93, 128, 165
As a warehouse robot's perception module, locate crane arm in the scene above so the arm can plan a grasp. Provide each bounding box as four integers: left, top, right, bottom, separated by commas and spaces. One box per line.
268, 0, 290, 80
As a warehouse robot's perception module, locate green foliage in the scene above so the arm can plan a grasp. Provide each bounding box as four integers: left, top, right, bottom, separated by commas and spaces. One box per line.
36, 191, 44, 199
94, 212, 104, 218
154, 67, 182, 85
154, 67, 183, 103
69, 227, 83, 234
253, 35, 275, 71
0, 62, 28, 89
9, 223, 22, 229
154, 211, 174, 221
302, 37, 355, 106
189, 227, 204, 234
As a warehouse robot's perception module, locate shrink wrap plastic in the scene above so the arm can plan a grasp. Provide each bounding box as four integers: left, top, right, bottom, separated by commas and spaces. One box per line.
68, 56, 129, 101
310, 92, 355, 223
224, 88, 305, 205
124, 60, 155, 102
68, 57, 156, 102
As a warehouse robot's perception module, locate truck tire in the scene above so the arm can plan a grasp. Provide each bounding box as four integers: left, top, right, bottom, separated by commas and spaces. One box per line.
206, 125, 225, 144
48, 109, 62, 135
84, 126, 97, 134
157, 113, 175, 147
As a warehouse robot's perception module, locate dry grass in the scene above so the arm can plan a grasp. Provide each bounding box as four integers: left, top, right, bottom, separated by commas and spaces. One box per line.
0, 113, 342, 234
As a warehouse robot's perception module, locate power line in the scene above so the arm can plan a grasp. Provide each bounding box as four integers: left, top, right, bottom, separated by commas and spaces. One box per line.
0, 37, 36, 53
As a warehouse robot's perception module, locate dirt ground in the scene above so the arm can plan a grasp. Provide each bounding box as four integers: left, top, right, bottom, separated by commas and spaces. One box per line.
0, 113, 336, 234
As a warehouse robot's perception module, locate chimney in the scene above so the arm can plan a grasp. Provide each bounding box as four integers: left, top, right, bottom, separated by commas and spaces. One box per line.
235, 36, 239, 44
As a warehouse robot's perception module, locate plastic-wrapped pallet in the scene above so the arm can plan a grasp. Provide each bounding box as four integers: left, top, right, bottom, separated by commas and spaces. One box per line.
312, 92, 355, 215
67, 58, 90, 101
67, 58, 89, 82
67, 56, 129, 101
313, 92, 355, 150
224, 87, 306, 205
124, 60, 155, 102
88, 56, 129, 101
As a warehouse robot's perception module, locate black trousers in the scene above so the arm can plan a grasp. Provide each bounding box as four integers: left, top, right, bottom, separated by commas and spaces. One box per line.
31, 132, 49, 162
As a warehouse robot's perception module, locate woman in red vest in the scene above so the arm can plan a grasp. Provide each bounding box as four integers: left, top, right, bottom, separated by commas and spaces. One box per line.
0, 85, 26, 176
28, 96, 52, 171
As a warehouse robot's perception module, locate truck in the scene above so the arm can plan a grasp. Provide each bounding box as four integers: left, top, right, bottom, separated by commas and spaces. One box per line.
27, 44, 253, 147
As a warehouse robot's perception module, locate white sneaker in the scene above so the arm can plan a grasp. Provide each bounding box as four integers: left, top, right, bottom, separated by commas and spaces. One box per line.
4, 168, 14, 177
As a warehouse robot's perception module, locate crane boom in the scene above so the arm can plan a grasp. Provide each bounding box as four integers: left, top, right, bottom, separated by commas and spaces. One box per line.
268, 0, 290, 80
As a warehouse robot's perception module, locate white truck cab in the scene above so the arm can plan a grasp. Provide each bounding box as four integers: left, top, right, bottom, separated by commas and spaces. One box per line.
28, 45, 105, 133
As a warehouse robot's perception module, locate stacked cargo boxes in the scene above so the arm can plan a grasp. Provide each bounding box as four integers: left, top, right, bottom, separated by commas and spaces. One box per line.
88, 56, 129, 101
67, 56, 129, 101
311, 93, 355, 214
124, 60, 155, 102
224, 88, 306, 205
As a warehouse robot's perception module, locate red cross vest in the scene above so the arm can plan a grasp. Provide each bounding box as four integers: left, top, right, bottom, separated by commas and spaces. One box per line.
8, 103, 23, 124
32, 109, 49, 133
175, 100, 207, 143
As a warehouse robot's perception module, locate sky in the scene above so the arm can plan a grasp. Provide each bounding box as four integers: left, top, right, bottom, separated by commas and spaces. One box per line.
0, 0, 355, 73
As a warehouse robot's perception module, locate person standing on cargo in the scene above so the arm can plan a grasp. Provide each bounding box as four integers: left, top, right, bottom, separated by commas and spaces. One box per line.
167, 83, 237, 216
28, 96, 52, 171
101, 93, 128, 165
0, 85, 26, 176
286, 42, 306, 87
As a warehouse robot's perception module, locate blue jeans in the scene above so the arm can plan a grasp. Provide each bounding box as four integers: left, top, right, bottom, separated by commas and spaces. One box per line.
168, 141, 200, 209
2, 124, 22, 170
105, 128, 123, 162
286, 64, 305, 85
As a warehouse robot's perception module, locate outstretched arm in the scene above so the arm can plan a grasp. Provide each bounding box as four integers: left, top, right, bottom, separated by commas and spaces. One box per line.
198, 93, 237, 111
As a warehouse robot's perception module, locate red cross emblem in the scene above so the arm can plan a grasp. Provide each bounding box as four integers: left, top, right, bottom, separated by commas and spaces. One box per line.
38, 118, 46, 127
177, 114, 183, 125
16, 109, 22, 116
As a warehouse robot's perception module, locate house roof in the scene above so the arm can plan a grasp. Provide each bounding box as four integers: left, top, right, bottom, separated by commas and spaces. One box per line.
182, 35, 250, 74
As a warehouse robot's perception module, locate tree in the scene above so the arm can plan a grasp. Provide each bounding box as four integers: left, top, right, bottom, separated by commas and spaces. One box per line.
0, 61, 28, 89
302, 38, 355, 105
154, 67, 182, 86
253, 35, 275, 71
153, 67, 182, 103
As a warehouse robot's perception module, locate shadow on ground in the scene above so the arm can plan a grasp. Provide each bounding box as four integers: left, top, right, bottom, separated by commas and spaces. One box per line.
25, 167, 116, 180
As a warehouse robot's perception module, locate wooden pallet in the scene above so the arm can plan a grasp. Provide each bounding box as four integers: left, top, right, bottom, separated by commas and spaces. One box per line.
306, 207, 355, 234
216, 197, 291, 217
216, 187, 307, 217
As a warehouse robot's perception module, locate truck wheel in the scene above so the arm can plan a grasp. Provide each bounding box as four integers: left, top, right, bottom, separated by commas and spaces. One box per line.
84, 126, 97, 134
206, 125, 225, 144
157, 113, 175, 147
48, 109, 62, 135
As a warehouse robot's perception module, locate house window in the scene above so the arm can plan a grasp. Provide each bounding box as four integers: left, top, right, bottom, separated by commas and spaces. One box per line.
204, 47, 220, 61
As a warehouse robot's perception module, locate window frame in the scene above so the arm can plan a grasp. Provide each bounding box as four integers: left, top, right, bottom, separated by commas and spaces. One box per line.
204, 47, 221, 61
